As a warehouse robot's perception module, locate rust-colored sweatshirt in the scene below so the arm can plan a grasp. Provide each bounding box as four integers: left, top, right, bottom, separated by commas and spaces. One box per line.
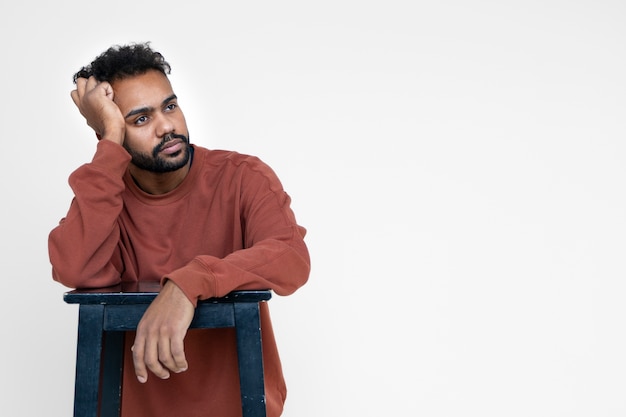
49, 140, 310, 417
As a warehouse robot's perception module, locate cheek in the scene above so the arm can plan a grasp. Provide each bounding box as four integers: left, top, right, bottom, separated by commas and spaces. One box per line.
123, 132, 151, 153
174, 113, 189, 133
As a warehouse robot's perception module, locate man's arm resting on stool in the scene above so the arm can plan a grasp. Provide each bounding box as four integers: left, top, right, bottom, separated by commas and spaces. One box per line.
131, 280, 195, 383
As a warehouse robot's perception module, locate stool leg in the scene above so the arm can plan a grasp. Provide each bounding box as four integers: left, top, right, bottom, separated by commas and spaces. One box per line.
234, 302, 267, 417
74, 305, 104, 417
100, 331, 125, 417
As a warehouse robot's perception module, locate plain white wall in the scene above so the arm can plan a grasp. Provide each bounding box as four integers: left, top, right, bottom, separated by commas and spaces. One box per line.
2, 1, 625, 416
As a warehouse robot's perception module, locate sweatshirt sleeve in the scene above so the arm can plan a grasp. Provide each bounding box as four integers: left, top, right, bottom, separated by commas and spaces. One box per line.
164, 158, 311, 305
48, 140, 131, 289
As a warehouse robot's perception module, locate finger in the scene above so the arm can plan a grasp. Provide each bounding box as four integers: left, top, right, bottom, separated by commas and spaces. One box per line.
102, 82, 115, 101
169, 337, 188, 373
74, 77, 88, 97
70, 89, 80, 107
156, 334, 186, 374
156, 334, 175, 372
71, 77, 87, 105
144, 335, 170, 380
74, 76, 88, 89
85, 76, 113, 101
85, 75, 99, 91
131, 338, 148, 384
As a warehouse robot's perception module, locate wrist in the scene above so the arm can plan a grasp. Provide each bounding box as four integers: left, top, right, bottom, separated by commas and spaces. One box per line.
100, 126, 125, 145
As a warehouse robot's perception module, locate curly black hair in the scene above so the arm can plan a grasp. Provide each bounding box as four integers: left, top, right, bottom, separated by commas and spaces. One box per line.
72, 42, 171, 84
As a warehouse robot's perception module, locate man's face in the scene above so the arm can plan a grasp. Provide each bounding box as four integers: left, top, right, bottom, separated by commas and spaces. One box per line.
111, 70, 191, 173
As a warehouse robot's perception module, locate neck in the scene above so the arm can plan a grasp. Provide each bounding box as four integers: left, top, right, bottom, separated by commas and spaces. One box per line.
128, 161, 191, 195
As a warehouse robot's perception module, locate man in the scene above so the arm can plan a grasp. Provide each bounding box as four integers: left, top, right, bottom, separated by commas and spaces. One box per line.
48, 42, 310, 417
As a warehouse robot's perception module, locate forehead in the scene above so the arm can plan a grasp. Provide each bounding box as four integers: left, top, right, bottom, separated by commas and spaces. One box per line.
111, 70, 174, 111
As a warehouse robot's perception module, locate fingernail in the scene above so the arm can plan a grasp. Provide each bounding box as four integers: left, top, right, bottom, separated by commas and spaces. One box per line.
137, 375, 147, 384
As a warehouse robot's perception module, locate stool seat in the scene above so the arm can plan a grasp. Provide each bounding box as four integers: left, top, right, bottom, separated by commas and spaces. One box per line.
64, 281, 271, 417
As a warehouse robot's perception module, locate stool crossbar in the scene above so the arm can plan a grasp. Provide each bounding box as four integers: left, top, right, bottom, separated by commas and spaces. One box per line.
64, 282, 271, 417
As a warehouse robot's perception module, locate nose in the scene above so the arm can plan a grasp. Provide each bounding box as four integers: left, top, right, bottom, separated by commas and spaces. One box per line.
155, 113, 175, 138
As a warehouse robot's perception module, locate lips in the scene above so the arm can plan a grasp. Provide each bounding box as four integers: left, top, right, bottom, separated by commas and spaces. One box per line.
160, 139, 183, 155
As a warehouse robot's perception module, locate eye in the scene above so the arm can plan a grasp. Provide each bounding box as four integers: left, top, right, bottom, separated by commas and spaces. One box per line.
134, 115, 149, 125
165, 102, 178, 112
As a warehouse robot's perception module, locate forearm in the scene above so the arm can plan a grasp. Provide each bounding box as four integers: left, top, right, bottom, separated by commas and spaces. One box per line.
48, 140, 131, 288
165, 225, 310, 305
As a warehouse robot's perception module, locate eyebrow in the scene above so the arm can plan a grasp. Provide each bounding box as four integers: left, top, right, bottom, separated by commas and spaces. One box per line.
124, 94, 178, 119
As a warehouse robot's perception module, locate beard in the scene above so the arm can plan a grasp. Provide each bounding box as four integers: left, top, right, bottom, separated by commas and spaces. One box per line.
124, 133, 191, 173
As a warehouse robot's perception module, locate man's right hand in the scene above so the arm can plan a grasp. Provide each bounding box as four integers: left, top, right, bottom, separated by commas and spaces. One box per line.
70, 76, 125, 144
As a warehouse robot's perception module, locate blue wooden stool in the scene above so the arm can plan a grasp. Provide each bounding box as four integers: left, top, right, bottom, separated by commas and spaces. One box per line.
64, 282, 271, 417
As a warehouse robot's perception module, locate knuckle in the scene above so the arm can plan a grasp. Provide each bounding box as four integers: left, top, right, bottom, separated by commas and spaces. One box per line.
144, 357, 160, 369
171, 344, 184, 357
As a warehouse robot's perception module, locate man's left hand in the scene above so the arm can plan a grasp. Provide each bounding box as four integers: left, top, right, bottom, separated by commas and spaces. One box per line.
132, 280, 195, 383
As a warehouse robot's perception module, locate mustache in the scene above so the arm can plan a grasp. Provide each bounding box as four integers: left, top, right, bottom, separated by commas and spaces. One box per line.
153, 133, 190, 155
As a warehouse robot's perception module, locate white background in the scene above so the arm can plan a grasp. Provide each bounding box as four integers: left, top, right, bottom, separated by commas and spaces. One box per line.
1, 1, 625, 416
